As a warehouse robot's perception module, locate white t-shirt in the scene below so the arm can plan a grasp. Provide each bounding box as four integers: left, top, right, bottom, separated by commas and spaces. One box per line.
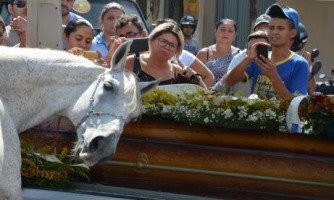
227, 49, 247, 72
178, 50, 196, 69
212, 49, 251, 96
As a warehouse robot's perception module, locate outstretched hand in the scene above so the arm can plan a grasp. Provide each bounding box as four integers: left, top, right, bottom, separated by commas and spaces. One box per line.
255, 55, 278, 80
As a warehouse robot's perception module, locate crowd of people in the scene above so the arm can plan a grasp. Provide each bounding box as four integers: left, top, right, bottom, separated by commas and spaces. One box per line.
0, 0, 316, 100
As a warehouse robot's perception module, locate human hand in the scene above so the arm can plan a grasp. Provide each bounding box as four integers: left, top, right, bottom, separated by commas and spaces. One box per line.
11, 16, 27, 33
248, 42, 270, 60
105, 36, 127, 66
67, 47, 85, 55
255, 55, 278, 80
94, 51, 109, 67
108, 36, 126, 53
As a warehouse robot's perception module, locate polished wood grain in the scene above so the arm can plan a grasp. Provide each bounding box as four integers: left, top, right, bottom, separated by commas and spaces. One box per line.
21, 118, 334, 199
91, 119, 334, 199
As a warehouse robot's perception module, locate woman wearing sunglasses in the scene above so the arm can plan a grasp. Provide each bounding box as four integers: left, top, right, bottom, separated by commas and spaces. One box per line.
5, 0, 26, 47
125, 22, 205, 88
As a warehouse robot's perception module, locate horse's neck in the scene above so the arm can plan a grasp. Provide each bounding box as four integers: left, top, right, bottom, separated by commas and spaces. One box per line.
0, 47, 106, 132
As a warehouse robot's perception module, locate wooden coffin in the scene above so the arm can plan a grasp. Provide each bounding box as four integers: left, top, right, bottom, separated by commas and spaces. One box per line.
88, 118, 334, 199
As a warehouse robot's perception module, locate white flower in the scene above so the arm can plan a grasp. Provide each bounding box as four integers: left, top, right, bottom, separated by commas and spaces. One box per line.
264, 109, 276, 119
237, 106, 248, 119
223, 108, 233, 119
162, 106, 171, 114
247, 114, 258, 122
203, 117, 209, 123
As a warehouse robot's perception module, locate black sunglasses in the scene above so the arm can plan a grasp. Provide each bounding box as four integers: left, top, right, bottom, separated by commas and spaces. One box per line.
13, 1, 26, 8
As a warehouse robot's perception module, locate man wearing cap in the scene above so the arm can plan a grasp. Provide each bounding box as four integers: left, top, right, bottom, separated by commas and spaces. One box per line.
225, 4, 309, 99
254, 14, 270, 31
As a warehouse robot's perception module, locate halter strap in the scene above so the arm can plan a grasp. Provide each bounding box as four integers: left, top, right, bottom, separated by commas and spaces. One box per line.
76, 73, 125, 129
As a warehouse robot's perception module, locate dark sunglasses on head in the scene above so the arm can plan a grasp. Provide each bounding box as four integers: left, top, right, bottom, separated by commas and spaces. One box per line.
13, 1, 26, 8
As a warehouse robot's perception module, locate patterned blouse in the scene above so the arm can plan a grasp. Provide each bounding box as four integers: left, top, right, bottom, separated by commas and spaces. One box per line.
205, 47, 240, 84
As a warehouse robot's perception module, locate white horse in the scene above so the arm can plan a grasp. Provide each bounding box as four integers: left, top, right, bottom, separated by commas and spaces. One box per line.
0, 41, 158, 199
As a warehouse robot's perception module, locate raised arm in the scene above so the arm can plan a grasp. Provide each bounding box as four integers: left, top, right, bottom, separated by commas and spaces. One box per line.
225, 56, 252, 86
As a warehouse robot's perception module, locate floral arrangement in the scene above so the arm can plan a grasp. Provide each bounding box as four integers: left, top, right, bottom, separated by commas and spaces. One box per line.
20, 133, 89, 189
19, 86, 334, 189
300, 95, 334, 135
142, 85, 334, 135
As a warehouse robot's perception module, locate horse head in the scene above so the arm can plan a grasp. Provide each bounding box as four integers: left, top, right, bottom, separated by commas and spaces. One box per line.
73, 40, 158, 166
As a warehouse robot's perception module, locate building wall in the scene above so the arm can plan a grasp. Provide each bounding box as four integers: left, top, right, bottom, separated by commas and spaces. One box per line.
277, 0, 334, 76
197, 0, 217, 49
198, 0, 274, 49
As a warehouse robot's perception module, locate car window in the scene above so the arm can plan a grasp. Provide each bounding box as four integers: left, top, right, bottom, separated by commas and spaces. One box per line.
72, 0, 148, 35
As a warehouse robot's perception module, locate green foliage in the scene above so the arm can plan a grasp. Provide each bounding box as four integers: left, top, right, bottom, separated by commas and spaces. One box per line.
21, 141, 90, 190
142, 86, 334, 135
142, 87, 281, 132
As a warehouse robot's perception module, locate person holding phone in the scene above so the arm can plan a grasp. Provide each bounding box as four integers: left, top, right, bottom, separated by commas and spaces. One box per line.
63, 19, 94, 53
212, 30, 269, 96
103, 15, 146, 66
152, 18, 214, 88
225, 4, 309, 99
125, 22, 206, 88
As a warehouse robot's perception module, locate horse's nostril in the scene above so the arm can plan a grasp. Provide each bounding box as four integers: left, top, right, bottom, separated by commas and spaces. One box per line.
89, 136, 104, 153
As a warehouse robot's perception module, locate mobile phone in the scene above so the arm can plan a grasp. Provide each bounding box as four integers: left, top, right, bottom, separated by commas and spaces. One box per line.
256, 44, 269, 60
129, 37, 149, 54
82, 51, 100, 61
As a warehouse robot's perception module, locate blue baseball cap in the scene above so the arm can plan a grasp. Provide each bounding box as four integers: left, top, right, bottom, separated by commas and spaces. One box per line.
266, 4, 299, 29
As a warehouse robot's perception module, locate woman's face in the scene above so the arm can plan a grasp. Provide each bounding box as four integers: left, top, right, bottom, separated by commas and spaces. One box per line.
101, 9, 124, 36
64, 26, 93, 50
215, 22, 236, 44
151, 33, 179, 60
0, 26, 5, 45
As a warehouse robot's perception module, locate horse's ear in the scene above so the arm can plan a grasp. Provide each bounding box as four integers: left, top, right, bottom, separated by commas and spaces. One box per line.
138, 80, 160, 95
110, 40, 132, 71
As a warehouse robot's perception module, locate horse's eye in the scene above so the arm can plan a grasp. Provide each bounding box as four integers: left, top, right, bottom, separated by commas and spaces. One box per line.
103, 81, 114, 91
